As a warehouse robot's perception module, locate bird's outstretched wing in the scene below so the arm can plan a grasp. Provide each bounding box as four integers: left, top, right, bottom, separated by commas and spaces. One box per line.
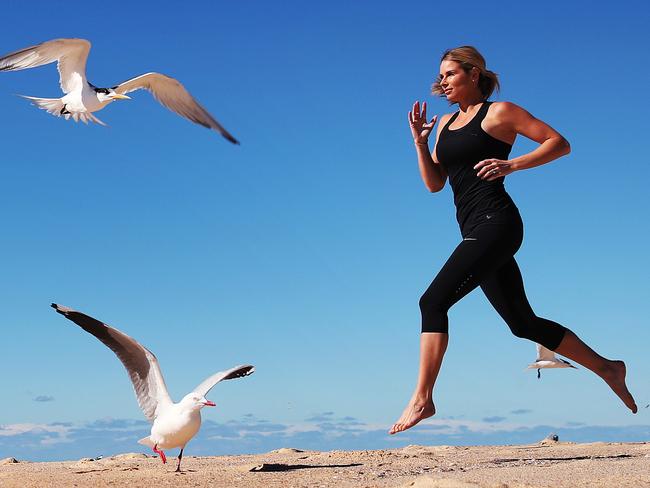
192, 364, 254, 398
527, 343, 577, 374
0, 38, 91, 94
113, 72, 239, 144
51, 303, 173, 422
535, 343, 556, 362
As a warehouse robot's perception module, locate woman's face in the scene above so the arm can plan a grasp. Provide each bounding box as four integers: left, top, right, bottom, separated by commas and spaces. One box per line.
438, 60, 476, 103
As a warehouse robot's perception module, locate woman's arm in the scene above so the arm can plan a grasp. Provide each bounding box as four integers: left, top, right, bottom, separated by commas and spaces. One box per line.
475, 102, 571, 181
409, 101, 448, 192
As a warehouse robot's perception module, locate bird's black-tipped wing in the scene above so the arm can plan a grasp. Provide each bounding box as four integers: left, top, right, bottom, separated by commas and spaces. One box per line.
113, 72, 239, 144
0, 38, 91, 94
192, 364, 255, 398
51, 303, 172, 422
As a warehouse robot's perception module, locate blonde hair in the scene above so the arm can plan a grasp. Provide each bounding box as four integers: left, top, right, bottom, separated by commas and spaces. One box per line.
431, 46, 500, 100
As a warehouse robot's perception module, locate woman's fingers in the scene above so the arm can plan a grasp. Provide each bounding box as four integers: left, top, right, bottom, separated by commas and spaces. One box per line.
473, 158, 494, 170
485, 168, 506, 181
474, 159, 495, 177
411, 101, 434, 124
475, 159, 496, 178
475, 159, 511, 179
474, 161, 487, 178
477, 166, 498, 178
410, 102, 437, 140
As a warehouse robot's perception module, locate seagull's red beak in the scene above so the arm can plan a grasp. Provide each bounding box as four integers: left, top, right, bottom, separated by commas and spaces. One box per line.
203, 400, 216, 407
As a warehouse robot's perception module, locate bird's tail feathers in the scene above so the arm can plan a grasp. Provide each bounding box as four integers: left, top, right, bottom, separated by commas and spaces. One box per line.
18, 95, 106, 126
19, 95, 65, 116
138, 436, 155, 448
87, 112, 107, 126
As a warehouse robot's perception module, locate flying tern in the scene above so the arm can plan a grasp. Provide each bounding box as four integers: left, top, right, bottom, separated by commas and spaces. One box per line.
527, 343, 577, 379
52, 303, 254, 472
0, 38, 239, 143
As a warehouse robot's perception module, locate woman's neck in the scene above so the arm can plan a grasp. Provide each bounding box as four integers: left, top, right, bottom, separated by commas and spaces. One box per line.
457, 93, 485, 112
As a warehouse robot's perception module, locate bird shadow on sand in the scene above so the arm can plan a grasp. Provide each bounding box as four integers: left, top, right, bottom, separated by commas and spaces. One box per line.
250, 463, 362, 472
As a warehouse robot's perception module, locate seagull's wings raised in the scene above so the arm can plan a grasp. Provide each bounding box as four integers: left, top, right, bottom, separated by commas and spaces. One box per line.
535, 343, 556, 361
51, 303, 173, 422
0, 38, 90, 94
192, 364, 254, 398
113, 72, 239, 144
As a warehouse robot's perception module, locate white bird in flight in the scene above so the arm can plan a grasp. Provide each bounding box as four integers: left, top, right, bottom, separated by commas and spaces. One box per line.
52, 303, 254, 472
0, 38, 239, 143
527, 343, 577, 379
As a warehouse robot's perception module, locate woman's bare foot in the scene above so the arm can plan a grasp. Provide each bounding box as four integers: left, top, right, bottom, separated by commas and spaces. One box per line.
601, 360, 637, 413
389, 398, 435, 435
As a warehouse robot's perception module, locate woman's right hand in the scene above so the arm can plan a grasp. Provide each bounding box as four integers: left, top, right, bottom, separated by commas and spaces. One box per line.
409, 101, 437, 145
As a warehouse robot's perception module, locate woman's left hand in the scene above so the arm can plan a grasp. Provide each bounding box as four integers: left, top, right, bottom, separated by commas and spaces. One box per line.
474, 159, 515, 181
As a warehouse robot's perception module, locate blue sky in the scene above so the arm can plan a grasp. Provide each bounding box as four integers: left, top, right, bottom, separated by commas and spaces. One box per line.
1, 0, 648, 461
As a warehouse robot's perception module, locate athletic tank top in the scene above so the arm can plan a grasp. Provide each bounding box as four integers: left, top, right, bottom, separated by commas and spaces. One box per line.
436, 101, 517, 231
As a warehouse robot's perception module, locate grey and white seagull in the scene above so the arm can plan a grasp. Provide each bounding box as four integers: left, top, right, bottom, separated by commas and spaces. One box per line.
527, 343, 577, 379
52, 303, 254, 472
0, 38, 239, 143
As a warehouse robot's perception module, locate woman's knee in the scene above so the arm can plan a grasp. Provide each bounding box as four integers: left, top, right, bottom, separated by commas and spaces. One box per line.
419, 292, 449, 333
505, 315, 567, 349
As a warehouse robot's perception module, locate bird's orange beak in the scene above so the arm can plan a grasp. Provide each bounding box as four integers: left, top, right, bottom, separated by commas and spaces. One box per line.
203, 400, 216, 407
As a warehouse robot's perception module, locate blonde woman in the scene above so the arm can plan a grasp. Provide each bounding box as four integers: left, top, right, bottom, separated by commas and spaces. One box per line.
389, 46, 637, 435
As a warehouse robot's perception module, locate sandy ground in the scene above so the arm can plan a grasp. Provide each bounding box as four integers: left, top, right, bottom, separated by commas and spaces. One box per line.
1, 441, 648, 488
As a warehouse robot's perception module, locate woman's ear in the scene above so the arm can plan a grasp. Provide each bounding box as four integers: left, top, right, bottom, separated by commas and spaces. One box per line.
471, 66, 480, 83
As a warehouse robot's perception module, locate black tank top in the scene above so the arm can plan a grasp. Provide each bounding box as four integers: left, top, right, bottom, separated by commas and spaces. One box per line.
436, 101, 517, 232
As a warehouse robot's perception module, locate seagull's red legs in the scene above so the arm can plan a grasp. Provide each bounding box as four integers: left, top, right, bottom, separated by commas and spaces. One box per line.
153, 444, 167, 464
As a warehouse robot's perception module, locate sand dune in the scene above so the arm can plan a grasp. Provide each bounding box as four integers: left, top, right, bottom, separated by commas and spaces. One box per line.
1, 441, 648, 487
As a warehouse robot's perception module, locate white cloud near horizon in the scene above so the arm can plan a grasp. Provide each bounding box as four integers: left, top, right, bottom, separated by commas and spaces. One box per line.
1, 415, 648, 462
0, 423, 70, 438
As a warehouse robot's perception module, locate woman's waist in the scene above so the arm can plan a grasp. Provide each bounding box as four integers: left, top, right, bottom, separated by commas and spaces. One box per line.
451, 183, 514, 213
458, 204, 522, 237
454, 191, 520, 229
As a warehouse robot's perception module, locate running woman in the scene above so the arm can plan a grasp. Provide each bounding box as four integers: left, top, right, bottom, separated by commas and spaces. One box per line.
389, 46, 637, 435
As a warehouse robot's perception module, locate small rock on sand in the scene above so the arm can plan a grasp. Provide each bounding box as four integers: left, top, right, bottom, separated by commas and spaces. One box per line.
269, 448, 305, 454
0, 457, 19, 465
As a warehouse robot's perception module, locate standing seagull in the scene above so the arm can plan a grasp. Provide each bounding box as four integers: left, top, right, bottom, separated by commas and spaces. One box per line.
527, 343, 577, 379
52, 303, 254, 472
0, 38, 239, 143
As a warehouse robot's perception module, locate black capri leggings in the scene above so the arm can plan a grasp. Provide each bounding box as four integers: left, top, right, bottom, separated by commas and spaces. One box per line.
419, 209, 567, 350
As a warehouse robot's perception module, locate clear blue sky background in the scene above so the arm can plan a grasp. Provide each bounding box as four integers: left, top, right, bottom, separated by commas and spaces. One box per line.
1, 0, 648, 461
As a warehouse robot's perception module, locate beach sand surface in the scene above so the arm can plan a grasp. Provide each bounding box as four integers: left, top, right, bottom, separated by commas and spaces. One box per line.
1, 441, 648, 487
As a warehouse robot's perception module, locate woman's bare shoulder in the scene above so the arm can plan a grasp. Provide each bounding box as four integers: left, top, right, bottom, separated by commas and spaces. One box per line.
438, 112, 455, 125
489, 101, 531, 118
